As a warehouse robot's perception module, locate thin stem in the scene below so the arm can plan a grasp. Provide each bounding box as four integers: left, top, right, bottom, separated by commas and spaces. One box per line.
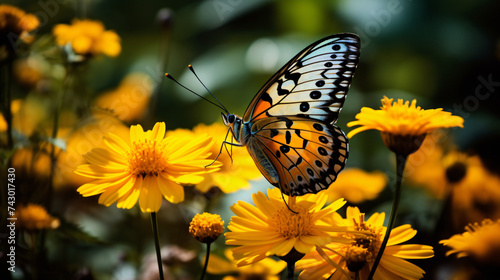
286, 260, 295, 280
48, 63, 69, 199
367, 153, 408, 280
150, 212, 164, 280
199, 242, 211, 280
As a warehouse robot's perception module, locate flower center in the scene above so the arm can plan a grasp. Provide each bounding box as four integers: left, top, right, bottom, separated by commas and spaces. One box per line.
345, 214, 383, 272
272, 206, 313, 239
127, 138, 168, 177
445, 161, 467, 183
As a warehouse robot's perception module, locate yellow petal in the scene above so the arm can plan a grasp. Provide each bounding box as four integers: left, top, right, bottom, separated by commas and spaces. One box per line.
139, 175, 163, 212
157, 174, 184, 203
116, 176, 142, 209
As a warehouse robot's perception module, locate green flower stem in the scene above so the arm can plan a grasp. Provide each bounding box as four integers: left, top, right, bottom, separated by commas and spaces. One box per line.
150, 212, 164, 280
200, 242, 211, 280
367, 153, 408, 280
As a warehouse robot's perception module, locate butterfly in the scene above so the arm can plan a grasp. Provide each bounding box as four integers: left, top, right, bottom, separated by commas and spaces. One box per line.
220, 33, 361, 197
167, 33, 360, 197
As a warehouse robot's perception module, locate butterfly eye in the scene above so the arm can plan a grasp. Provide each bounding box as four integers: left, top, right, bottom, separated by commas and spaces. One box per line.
228, 114, 236, 123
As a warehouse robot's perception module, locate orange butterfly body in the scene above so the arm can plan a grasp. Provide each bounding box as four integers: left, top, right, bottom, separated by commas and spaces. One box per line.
222, 33, 361, 196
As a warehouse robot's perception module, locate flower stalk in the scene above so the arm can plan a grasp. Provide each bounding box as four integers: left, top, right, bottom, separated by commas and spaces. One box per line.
150, 212, 164, 280
200, 242, 211, 280
367, 153, 408, 280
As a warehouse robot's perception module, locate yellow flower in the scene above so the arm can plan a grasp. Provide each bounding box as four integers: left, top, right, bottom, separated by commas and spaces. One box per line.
0, 5, 39, 34
347, 96, 464, 155
13, 56, 44, 90
405, 132, 451, 198
75, 122, 221, 212
53, 19, 121, 57
54, 110, 130, 189
405, 132, 500, 228
324, 168, 386, 203
440, 219, 500, 265
225, 188, 348, 266
16, 203, 60, 231
296, 207, 434, 280
189, 212, 224, 244
11, 147, 51, 180
168, 123, 262, 194
207, 248, 286, 280
0, 4, 39, 58
347, 96, 464, 138
94, 73, 154, 122
449, 155, 500, 229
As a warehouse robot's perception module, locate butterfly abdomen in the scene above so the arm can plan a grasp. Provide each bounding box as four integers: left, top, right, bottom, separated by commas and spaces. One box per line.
246, 139, 279, 185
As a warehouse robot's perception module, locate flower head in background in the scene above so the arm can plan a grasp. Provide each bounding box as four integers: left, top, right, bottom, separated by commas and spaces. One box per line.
75, 122, 221, 212
347, 96, 464, 155
447, 155, 500, 229
94, 73, 154, 122
189, 212, 224, 244
207, 248, 286, 280
324, 168, 386, 204
296, 207, 434, 280
53, 19, 121, 58
406, 133, 500, 228
168, 123, 262, 194
16, 203, 60, 231
440, 219, 500, 266
225, 188, 348, 266
0, 4, 39, 59
55, 110, 130, 189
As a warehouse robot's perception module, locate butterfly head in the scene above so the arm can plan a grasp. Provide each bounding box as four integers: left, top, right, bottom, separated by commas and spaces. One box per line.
221, 113, 243, 143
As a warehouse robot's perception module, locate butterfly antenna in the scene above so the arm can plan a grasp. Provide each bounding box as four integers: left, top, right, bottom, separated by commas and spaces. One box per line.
281, 191, 298, 214
165, 72, 227, 112
188, 65, 229, 114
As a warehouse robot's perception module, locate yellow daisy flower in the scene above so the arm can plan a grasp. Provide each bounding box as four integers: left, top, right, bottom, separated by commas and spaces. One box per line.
297, 206, 434, 280
16, 203, 60, 231
207, 248, 286, 280
324, 168, 386, 204
0, 4, 39, 58
53, 19, 121, 57
440, 219, 500, 265
405, 133, 500, 228
167, 122, 262, 194
75, 122, 221, 212
0, 4, 39, 35
446, 155, 500, 229
225, 188, 348, 266
347, 96, 464, 155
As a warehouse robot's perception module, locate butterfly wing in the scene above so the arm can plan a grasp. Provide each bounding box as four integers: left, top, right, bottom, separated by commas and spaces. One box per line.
243, 33, 360, 124
242, 33, 360, 196
247, 116, 348, 196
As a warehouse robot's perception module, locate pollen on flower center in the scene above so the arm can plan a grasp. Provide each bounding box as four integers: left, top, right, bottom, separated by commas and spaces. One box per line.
272, 206, 313, 239
127, 139, 168, 176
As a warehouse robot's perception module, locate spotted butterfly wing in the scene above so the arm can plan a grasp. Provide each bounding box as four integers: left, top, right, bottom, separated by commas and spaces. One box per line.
224, 33, 360, 196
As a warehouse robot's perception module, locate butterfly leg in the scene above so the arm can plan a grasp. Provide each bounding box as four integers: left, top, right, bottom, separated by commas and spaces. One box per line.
205, 128, 245, 168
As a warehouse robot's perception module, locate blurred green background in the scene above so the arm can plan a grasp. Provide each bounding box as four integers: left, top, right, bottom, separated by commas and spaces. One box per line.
3, 0, 500, 279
